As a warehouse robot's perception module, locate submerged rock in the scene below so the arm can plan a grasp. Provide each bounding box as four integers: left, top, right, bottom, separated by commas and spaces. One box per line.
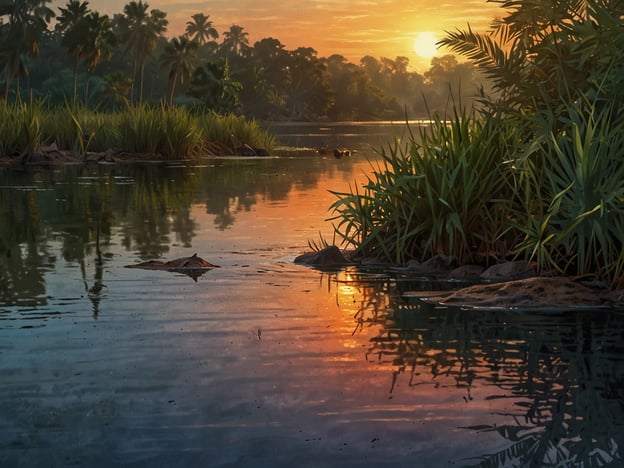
333, 148, 351, 159
294, 246, 352, 267
235, 144, 270, 156
125, 253, 219, 281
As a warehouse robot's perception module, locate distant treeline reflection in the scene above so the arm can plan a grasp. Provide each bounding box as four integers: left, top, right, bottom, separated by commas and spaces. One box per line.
0, 158, 346, 308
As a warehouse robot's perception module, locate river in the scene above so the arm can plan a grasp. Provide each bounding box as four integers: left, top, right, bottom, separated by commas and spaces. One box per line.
1, 122, 623, 467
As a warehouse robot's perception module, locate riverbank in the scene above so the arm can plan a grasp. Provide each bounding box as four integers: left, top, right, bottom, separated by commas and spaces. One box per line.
295, 246, 624, 310
0, 142, 271, 167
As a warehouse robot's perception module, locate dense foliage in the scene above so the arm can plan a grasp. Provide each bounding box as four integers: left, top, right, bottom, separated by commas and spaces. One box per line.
0, 0, 483, 120
331, 0, 624, 286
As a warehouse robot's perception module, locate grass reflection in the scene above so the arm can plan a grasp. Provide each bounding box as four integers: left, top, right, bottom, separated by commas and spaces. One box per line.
336, 271, 624, 467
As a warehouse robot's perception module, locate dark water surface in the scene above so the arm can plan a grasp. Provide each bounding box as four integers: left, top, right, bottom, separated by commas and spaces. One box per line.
1, 124, 624, 467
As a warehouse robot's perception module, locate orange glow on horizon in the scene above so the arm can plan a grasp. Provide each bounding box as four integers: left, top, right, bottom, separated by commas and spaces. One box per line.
63, 0, 505, 72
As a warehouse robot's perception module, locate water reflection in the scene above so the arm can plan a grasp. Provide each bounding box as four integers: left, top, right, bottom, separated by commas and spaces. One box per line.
2, 122, 623, 464
329, 270, 624, 467
269, 120, 421, 154
0, 156, 357, 312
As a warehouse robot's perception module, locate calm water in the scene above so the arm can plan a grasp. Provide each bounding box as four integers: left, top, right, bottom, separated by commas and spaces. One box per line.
1, 123, 623, 467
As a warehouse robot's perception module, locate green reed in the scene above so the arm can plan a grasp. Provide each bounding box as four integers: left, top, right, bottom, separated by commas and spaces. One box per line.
116, 103, 165, 155
0, 101, 23, 155
330, 108, 516, 265
197, 112, 275, 152
330, 96, 624, 285
514, 95, 624, 286
0, 100, 44, 156
0, 101, 274, 160
160, 105, 203, 159
40, 103, 114, 155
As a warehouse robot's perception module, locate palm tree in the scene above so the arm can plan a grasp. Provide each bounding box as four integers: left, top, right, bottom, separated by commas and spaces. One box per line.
160, 34, 198, 104
55, 0, 90, 103
114, 0, 167, 102
55, 0, 89, 34
98, 71, 132, 109
0, 0, 55, 100
439, 1, 624, 114
185, 13, 217, 46
220, 24, 249, 58
80, 12, 115, 102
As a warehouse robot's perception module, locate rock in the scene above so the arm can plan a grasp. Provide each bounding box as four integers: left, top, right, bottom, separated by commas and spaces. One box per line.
84, 152, 100, 162
333, 148, 350, 159
406, 254, 455, 274
20, 144, 76, 165
102, 148, 116, 163
235, 144, 269, 156
450, 264, 485, 280
41, 142, 62, 157
82, 150, 116, 163
126, 253, 218, 269
359, 256, 390, 266
235, 144, 257, 156
294, 246, 352, 267
405, 260, 423, 271
26, 151, 47, 163
125, 253, 219, 281
424, 254, 456, 271
481, 260, 535, 281
416, 276, 617, 310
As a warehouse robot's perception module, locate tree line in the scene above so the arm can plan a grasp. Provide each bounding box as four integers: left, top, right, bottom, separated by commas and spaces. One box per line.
1, 0, 485, 120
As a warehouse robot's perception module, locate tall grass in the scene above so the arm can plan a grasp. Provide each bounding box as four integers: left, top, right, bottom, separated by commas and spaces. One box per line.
514, 95, 624, 285
0, 100, 44, 155
40, 103, 115, 154
116, 103, 166, 155
197, 112, 275, 151
329, 108, 517, 265
0, 101, 274, 160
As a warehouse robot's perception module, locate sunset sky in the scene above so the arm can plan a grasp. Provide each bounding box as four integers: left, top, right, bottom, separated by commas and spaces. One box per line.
52, 0, 504, 71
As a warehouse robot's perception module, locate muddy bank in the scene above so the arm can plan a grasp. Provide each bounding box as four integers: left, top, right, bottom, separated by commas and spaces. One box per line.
411, 276, 623, 310
296, 246, 624, 310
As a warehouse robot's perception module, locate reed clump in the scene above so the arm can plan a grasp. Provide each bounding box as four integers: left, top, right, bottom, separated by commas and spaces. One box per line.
329, 108, 518, 266
329, 95, 624, 286
329, 0, 624, 286
0, 101, 274, 160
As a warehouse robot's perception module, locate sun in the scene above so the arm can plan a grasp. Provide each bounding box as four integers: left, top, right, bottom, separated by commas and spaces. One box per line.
413, 32, 439, 59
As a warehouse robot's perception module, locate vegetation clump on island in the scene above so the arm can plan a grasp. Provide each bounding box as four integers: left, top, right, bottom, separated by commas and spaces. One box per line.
329, 0, 624, 288
0, 100, 275, 162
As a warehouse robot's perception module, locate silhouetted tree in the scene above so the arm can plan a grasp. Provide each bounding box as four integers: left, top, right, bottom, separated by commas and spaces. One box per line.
160, 34, 198, 104
220, 24, 249, 58
185, 13, 217, 47
114, 0, 167, 102
0, 0, 55, 100
55, 0, 89, 102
